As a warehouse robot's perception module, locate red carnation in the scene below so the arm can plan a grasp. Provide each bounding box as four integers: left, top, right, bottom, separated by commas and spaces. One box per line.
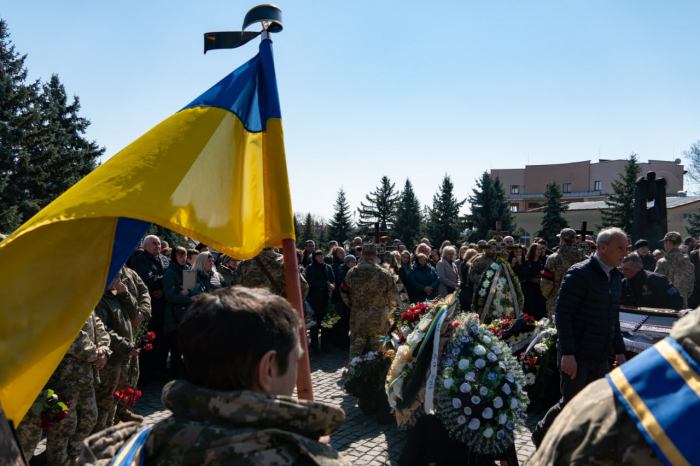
145, 332, 155, 341
359, 354, 366, 360
402, 312, 410, 321
530, 358, 537, 365
143, 343, 153, 351
450, 321, 461, 329
53, 409, 68, 421
114, 391, 124, 399
418, 303, 427, 310
134, 390, 142, 400
123, 388, 134, 396
126, 400, 136, 407
342, 369, 347, 377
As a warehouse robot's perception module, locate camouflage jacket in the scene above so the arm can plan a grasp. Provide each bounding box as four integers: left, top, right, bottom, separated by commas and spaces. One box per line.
48, 312, 111, 394
341, 260, 399, 310
540, 244, 587, 316
468, 253, 495, 286
235, 248, 309, 299
94, 290, 137, 365
121, 265, 152, 319
79, 380, 351, 466
525, 307, 700, 466
654, 248, 694, 303
0, 403, 23, 466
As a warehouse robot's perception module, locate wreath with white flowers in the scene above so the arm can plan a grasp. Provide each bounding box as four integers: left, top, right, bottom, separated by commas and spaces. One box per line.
342, 349, 394, 402
474, 256, 524, 324
518, 324, 558, 399
436, 313, 529, 455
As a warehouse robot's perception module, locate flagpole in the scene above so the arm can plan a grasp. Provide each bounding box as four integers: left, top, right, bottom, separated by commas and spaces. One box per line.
282, 238, 314, 401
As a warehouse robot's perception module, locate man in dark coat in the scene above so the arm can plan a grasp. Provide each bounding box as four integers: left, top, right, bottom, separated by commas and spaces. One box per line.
531, 227, 628, 447
131, 235, 170, 382
620, 253, 684, 310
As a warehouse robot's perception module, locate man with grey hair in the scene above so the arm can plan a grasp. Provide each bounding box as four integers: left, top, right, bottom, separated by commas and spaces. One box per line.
532, 227, 628, 448
503, 236, 515, 247
131, 235, 170, 383
620, 253, 684, 310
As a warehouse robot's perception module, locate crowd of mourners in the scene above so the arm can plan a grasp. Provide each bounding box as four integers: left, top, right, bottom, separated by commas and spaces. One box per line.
9, 225, 700, 466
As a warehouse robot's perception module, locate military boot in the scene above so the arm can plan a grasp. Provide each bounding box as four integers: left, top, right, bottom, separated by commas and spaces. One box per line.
117, 409, 144, 423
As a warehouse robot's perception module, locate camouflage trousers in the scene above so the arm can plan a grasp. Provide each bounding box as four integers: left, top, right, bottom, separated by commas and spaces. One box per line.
349, 308, 388, 359
92, 363, 127, 434
16, 386, 97, 465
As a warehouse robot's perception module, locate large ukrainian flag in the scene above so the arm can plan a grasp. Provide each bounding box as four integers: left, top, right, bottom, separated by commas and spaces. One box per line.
0, 39, 294, 422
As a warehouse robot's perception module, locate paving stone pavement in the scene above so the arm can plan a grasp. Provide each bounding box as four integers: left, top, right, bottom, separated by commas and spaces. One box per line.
29, 349, 545, 465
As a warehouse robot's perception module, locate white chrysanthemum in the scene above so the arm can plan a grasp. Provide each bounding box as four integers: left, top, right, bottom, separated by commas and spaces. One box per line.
465, 372, 476, 382
482, 407, 493, 419
502, 383, 511, 395
491, 346, 502, 355
505, 373, 515, 383
444, 378, 454, 389
471, 396, 481, 404
478, 288, 487, 297
460, 383, 472, 393
453, 398, 462, 409
474, 345, 486, 356
366, 352, 376, 360
482, 336, 492, 345
483, 427, 494, 438
490, 262, 498, 270
479, 386, 489, 396
483, 279, 491, 287
516, 382, 522, 393
468, 418, 481, 430
493, 396, 503, 409
487, 352, 498, 362
545, 328, 557, 335
475, 359, 486, 369
486, 270, 494, 278
463, 406, 472, 415
525, 373, 537, 385
534, 343, 548, 354
498, 413, 507, 424
351, 357, 361, 365
457, 415, 467, 425
510, 398, 519, 409
458, 359, 470, 370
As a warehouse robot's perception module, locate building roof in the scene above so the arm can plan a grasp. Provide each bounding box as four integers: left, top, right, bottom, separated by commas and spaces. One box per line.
526, 196, 700, 212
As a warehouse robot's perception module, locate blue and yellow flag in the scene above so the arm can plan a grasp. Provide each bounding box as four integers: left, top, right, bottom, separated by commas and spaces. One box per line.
0, 39, 294, 422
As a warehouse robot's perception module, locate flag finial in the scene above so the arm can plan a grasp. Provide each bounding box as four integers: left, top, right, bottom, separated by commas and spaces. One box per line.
204, 4, 282, 53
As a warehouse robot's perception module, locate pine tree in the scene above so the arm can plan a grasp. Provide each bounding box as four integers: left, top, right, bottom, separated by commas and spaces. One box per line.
0, 19, 38, 232
393, 178, 423, 248
598, 153, 641, 234
686, 208, 700, 238
535, 181, 569, 245
427, 175, 466, 246
327, 188, 354, 243
357, 176, 399, 232
464, 172, 515, 243
300, 213, 316, 244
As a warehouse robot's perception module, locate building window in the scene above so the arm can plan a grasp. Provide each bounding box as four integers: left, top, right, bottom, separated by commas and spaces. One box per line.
510, 204, 519, 212
594, 180, 601, 191
527, 202, 541, 209
510, 185, 519, 194
563, 183, 572, 193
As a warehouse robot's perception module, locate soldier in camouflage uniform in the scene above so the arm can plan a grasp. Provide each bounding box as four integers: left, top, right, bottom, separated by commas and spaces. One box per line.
540, 228, 587, 318
234, 247, 309, 299
115, 265, 151, 424
341, 243, 399, 358
92, 277, 140, 433
0, 403, 24, 466
654, 231, 694, 307
80, 287, 350, 466
16, 311, 110, 465
526, 306, 700, 465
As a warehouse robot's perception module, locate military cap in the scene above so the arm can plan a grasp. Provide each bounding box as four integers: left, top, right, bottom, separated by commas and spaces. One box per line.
362, 243, 377, 254
661, 232, 682, 243
557, 228, 576, 241
634, 239, 649, 249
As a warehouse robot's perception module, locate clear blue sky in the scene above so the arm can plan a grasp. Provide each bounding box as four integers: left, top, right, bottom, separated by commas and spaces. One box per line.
4, 2, 700, 220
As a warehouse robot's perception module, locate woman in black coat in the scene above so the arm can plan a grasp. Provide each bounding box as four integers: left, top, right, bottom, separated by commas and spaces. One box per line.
524, 243, 547, 319
305, 250, 335, 353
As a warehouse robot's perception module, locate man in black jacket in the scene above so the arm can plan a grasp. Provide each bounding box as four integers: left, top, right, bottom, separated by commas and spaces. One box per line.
531, 227, 628, 448
131, 235, 170, 382
620, 253, 684, 310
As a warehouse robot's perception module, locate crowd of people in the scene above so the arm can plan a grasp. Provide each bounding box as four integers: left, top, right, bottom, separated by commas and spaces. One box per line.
9, 224, 700, 465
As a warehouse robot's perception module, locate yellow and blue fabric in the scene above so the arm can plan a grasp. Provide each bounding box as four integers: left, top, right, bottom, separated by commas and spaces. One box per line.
0, 38, 294, 423
607, 337, 700, 466
110, 426, 152, 466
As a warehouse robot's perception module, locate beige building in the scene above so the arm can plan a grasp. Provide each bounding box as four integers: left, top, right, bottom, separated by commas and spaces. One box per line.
492, 159, 685, 214
512, 196, 700, 246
